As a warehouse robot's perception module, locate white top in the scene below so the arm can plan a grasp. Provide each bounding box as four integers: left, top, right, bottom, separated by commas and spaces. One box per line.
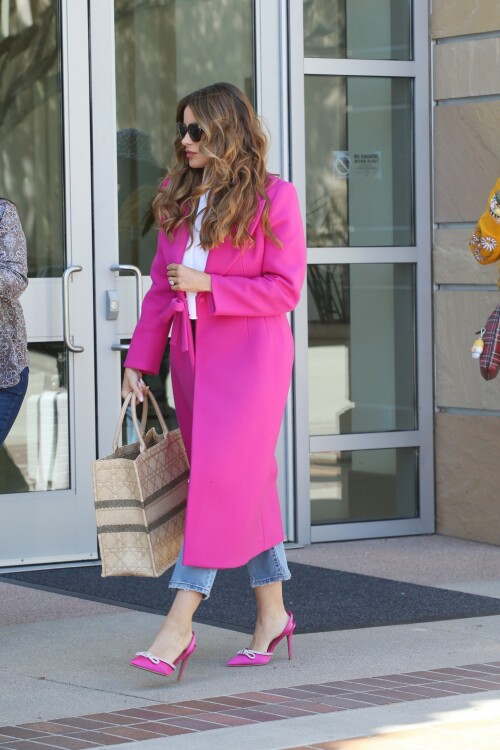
182, 192, 208, 319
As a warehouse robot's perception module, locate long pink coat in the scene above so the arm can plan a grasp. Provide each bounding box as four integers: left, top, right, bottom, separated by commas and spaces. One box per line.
125, 177, 306, 568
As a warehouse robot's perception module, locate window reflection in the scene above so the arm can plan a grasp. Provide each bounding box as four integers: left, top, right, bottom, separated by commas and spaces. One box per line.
117, 129, 165, 271
304, 0, 413, 60
305, 76, 414, 248
114, 0, 255, 274
308, 264, 416, 435
0, 1, 65, 278
310, 448, 419, 525
0, 343, 70, 494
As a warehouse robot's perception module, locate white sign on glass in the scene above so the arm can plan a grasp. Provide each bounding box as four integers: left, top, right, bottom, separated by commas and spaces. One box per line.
333, 150, 382, 179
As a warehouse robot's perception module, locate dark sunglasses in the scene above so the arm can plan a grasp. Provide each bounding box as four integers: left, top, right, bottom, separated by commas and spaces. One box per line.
176, 122, 204, 142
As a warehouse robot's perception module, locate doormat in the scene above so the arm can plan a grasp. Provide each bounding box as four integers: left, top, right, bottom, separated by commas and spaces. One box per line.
2, 563, 500, 634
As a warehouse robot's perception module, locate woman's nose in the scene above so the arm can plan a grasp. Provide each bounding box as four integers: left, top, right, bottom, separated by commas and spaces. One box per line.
182, 132, 192, 146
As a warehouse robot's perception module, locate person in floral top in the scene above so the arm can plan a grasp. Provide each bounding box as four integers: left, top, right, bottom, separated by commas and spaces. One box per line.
0, 198, 29, 447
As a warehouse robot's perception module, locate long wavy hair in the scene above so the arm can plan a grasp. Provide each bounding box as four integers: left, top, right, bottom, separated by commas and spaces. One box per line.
152, 82, 280, 250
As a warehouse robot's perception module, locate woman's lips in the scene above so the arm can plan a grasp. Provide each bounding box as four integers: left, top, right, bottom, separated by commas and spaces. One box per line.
186, 151, 195, 158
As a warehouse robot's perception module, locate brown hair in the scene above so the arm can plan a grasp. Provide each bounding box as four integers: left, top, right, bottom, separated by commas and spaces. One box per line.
152, 82, 280, 249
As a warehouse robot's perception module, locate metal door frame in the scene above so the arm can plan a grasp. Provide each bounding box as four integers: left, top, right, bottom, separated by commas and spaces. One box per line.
288, 0, 434, 544
1, 0, 98, 567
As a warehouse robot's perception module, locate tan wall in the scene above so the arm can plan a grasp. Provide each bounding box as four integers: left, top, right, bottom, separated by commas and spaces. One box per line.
432, 2, 500, 544
435, 414, 500, 546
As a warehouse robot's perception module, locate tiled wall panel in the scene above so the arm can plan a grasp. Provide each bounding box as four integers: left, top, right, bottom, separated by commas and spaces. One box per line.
434, 102, 500, 223
432, 1, 500, 38
433, 227, 499, 285
434, 38, 500, 100
436, 413, 500, 545
434, 290, 500, 410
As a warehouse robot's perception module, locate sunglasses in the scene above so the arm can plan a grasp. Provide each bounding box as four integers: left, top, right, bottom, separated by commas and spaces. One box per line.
176, 122, 204, 142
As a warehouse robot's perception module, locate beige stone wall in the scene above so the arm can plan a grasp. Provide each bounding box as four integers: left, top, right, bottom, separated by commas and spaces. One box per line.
435, 414, 500, 545
432, 1, 500, 38
432, 2, 500, 544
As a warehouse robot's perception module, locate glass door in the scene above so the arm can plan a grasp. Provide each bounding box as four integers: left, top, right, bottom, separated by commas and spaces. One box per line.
91, 0, 257, 449
0, 0, 293, 568
290, 0, 434, 543
0, 1, 98, 565
90, 1, 296, 533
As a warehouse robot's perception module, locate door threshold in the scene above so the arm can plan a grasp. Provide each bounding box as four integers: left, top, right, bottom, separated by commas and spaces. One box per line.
0, 560, 101, 574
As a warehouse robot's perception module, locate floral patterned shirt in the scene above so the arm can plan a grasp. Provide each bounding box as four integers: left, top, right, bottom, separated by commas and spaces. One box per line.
0, 200, 29, 388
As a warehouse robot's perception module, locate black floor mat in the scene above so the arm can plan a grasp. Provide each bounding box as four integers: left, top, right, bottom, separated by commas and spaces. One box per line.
2, 562, 500, 634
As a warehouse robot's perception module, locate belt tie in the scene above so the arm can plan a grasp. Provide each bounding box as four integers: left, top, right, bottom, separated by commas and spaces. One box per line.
160, 296, 191, 353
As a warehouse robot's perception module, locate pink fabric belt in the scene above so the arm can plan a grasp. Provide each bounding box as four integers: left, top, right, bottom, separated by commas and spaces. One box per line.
160, 296, 192, 358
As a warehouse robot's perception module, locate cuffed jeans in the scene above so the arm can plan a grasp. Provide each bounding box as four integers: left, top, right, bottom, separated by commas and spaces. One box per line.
169, 541, 291, 599
0, 367, 29, 448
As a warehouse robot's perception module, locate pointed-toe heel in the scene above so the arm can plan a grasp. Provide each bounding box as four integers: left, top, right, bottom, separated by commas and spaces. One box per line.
130, 632, 196, 681
227, 611, 296, 667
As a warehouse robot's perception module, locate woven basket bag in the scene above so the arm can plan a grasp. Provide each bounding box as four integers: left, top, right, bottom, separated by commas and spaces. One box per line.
92, 391, 189, 577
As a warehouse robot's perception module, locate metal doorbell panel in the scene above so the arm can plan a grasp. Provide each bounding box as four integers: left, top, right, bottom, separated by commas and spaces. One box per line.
105, 290, 119, 320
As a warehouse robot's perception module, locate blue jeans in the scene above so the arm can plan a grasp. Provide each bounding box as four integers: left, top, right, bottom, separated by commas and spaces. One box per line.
169, 541, 291, 599
0, 368, 29, 448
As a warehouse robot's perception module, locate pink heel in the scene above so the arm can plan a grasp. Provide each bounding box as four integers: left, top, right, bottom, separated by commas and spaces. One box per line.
130, 633, 196, 681
227, 611, 296, 667
176, 645, 195, 682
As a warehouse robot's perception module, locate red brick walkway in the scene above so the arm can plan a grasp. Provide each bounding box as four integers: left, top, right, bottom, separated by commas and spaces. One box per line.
1, 662, 500, 748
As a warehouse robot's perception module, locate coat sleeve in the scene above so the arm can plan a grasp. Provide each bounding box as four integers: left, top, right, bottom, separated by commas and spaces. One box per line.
0, 204, 28, 301
124, 233, 174, 375
208, 181, 306, 317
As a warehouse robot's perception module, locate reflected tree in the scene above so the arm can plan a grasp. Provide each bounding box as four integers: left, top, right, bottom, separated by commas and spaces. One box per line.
0, 0, 63, 277
308, 265, 350, 324
0, 2, 57, 131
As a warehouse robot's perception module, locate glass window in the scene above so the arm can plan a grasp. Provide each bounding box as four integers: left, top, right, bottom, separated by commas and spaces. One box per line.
304, 0, 413, 60
308, 264, 416, 435
0, 2, 65, 278
114, 0, 255, 274
305, 75, 414, 248
310, 447, 418, 525
0, 344, 70, 494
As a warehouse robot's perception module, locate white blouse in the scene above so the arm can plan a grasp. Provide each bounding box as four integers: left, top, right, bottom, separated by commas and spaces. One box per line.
182, 192, 208, 319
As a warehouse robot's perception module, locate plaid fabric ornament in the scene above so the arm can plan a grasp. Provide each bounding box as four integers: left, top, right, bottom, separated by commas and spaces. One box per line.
479, 303, 500, 381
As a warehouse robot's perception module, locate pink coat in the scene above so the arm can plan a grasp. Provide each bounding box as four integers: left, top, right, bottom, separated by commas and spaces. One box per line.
125, 177, 306, 568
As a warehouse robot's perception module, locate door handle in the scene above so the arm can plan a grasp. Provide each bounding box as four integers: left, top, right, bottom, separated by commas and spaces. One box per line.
110, 264, 143, 323
110, 264, 143, 353
62, 265, 84, 353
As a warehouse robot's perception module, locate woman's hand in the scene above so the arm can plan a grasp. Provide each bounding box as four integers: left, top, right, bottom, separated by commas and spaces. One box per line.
121, 367, 149, 403
167, 263, 212, 293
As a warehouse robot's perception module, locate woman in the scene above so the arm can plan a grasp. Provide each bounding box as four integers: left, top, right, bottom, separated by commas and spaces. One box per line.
122, 82, 306, 680
0, 198, 29, 448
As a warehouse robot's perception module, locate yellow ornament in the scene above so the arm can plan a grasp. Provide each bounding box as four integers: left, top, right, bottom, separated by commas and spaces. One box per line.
471, 329, 485, 359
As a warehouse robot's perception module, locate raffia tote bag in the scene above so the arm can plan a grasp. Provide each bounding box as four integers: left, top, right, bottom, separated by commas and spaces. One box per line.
92, 391, 189, 577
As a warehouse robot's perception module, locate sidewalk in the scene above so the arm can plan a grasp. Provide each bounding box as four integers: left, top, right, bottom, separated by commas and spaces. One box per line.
1, 535, 500, 749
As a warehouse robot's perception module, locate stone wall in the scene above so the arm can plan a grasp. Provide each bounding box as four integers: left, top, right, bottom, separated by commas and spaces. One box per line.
432, 1, 500, 544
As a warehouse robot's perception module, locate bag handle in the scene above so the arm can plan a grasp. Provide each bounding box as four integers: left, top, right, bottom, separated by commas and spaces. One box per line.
111, 390, 148, 449
112, 390, 169, 453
